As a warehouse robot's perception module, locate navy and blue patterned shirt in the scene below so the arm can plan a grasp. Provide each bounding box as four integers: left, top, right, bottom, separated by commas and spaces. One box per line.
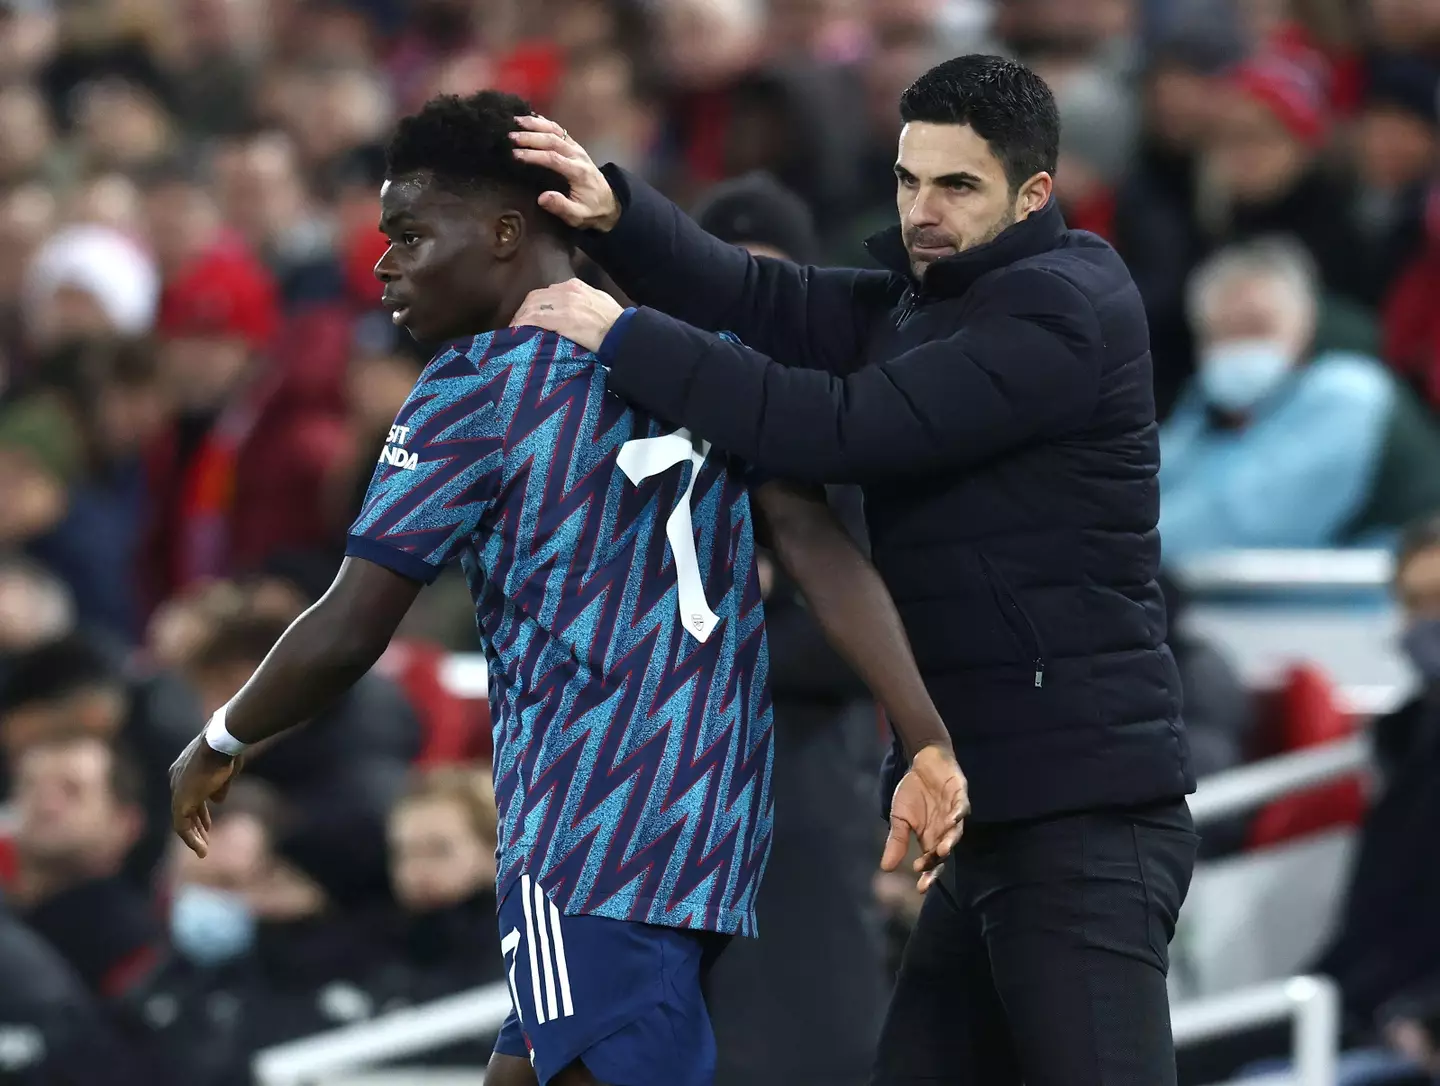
347, 328, 774, 935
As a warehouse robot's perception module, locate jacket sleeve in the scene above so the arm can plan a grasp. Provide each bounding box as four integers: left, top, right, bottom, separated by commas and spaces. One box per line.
602, 268, 1104, 483
581, 166, 889, 375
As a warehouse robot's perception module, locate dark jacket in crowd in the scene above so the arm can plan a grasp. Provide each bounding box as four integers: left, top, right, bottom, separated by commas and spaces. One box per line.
585, 168, 1193, 823
19, 875, 163, 1002
705, 554, 888, 1086
1314, 692, 1440, 1034
0, 903, 141, 1086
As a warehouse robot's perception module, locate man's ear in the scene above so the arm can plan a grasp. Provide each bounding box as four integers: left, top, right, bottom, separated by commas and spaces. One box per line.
1014, 172, 1054, 221
494, 210, 525, 258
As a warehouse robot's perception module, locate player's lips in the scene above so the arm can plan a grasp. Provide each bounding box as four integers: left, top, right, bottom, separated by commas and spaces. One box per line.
908, 243, 957, 259
382, 295, 413, 326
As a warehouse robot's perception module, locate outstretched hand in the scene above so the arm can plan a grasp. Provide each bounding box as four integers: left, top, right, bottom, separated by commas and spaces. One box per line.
881, 744, 970, 893
510, 114, 621, 233
169, 733, 242, 857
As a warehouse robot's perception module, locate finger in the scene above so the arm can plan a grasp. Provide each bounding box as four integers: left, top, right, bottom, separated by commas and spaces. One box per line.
537, 191, 591, 223
509, 130, 578, 154
180, 819, 208, 858
880, 818, 911, 873
515, 114, 568, 138
913, 847, 943, 873
199, 801, 212, 831
936, 821, 963, 860
917, 864, 944, 893
511, 147, 594, 187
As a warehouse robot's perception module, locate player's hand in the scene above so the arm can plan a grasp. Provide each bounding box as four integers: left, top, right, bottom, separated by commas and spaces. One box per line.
512, 278, 624, 353
169, 733, 242, 858
881, 743, 969, 893
510, 115, 621, 232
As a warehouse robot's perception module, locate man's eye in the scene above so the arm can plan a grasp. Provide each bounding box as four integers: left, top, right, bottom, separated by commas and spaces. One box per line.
401, 232, 421, 246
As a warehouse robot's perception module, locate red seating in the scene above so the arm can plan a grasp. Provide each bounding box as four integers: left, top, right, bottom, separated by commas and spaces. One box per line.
378, 641, 492, 767
1246, 663, 1367, 849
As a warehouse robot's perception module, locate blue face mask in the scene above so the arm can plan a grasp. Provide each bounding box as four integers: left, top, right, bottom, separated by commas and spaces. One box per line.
1403, 618, 1440, 685
1198, 339, 1294, 413
170, 885, 255, 967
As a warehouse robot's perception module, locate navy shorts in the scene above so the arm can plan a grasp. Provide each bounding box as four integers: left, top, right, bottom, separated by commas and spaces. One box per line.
493, 873, 730, 1086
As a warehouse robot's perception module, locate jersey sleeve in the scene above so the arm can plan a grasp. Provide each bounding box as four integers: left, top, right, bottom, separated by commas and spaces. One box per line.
346, 343, 504, 583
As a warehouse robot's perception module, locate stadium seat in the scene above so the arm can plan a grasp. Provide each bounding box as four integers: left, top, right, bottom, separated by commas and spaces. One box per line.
1246, 664, 1367, 849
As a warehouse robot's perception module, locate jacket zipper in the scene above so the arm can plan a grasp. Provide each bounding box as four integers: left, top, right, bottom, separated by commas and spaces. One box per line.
896, 292, 919, 330
977, 554, 1047, 688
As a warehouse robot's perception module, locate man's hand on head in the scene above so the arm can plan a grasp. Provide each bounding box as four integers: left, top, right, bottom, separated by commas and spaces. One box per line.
510, 115, 621, 232
512, 278, 624, 353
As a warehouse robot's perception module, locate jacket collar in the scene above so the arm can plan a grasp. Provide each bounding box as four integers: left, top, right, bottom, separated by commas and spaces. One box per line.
864, 197, 1068, 298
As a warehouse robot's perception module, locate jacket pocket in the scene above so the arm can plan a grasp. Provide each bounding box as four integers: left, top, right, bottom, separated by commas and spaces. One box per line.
977, 553, 1047, 688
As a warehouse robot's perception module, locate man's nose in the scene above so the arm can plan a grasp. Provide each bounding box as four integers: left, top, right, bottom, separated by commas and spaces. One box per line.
907, 186, 943, 227
374, 249, 399, 282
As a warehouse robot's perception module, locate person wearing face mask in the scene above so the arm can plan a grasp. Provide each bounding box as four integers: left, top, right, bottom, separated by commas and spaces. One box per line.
1159, 236, 1440, 557
121, 781, 277, 1086
1222, 516, 1440, 1085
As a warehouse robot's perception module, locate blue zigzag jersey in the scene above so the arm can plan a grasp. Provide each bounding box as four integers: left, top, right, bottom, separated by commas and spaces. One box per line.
346, 328, 774, 936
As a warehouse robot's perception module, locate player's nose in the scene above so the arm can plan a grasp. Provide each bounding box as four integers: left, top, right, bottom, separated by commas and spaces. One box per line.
374, 249, 401, 283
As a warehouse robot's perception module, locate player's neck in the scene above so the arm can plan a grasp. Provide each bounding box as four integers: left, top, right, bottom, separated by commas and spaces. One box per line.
493, 243, 578, 329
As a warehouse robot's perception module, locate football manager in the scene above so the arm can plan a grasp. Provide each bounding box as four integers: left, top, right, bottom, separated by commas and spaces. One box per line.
512, 54, 1197, 1086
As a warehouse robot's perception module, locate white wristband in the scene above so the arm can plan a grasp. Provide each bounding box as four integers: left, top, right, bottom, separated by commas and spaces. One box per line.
203, 705, 249, 757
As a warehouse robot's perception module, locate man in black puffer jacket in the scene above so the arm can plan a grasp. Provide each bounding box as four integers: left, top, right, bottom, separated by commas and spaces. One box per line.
512, 54, 1197, 1086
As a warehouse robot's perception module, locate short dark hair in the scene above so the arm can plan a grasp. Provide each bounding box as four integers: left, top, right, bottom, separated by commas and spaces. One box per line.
899, 55, 1060, 191
0, 633, 124, 716
385, 91, 571, 237
190, 614, 293, 673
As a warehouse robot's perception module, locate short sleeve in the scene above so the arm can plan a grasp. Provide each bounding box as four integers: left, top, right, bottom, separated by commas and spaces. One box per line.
346, 342, 504, 583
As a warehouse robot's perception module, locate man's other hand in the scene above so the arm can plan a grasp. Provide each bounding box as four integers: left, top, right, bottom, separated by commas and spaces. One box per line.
512, 278, 624, 353
881, 744, 969, 893
510, 115, 621, 232
169, 734, 242, 858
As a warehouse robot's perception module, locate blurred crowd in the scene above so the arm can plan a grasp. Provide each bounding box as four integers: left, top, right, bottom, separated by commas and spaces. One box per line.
6, 0, 1440, 1081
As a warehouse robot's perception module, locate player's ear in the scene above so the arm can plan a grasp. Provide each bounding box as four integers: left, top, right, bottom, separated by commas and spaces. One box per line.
493, 210, 525, 259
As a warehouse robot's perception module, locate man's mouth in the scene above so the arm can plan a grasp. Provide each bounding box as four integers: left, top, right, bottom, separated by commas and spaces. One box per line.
909, 242, 957, 260
383, 296, 412, 326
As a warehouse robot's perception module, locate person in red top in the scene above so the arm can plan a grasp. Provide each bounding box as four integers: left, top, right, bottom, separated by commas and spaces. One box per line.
143, 168, 351, 614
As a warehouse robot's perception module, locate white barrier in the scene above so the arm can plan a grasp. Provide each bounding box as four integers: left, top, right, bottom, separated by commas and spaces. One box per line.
1175, 549, 1393, 592
1188, 734, 1373, 828
253, 983, 512, 1086
1173, 975, 1341, 1086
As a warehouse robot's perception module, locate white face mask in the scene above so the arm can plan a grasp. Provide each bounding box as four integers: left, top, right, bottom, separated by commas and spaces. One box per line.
1198, 338, 1294, 412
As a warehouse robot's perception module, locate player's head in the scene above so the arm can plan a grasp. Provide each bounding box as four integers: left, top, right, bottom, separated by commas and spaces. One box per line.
377, 91, 573, 343
895, 55, 1058, 278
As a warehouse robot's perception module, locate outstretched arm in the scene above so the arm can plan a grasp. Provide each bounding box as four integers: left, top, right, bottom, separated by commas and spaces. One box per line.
169, 558, 420, 855
754, 480, 968, 888
511, 115, 884, 376
514, 271, 1102, 484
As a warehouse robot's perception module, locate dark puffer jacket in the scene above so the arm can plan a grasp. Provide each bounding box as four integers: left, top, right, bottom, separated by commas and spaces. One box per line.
586, 167, 1193, 822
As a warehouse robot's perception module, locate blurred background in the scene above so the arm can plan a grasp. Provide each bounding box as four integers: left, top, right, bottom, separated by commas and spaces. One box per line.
2, 0, 1440, 1083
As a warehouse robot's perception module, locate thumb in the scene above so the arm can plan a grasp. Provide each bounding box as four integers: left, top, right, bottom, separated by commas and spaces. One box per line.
881, 815, 912, 873
538, 191, 588, 226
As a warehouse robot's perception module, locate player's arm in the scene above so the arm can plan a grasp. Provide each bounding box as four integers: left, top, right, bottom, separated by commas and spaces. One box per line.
511, 116, 880, 375
168, 559, 420, 855
170, 338, 507, 857
753, 479, 968, 885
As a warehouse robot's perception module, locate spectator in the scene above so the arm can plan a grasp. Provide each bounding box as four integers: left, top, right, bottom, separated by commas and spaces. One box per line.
141, 166, 350, 606
0, 556, 74, 671
8, 732, 162, 999
210, 130, 348, 308
0, 900, 144, 1085
20, 224, 160, 354
0, 633, 201, 885
126, 781, 283, 1086
0, 338, 168, 640
380, 765, 503, 1063
1160, 238, 1440, 555
1114, 21, 1242, 416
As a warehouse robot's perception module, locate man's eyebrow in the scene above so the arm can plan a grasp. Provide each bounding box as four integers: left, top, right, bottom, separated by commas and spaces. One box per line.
935, 171, 984, 187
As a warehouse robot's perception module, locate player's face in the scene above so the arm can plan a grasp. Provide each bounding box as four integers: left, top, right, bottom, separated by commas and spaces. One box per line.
375, 173, 507, 343
894, 122, 1051, 280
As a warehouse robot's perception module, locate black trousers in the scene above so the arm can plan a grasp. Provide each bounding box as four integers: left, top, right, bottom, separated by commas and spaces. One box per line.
872, 799, 1198, 1086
